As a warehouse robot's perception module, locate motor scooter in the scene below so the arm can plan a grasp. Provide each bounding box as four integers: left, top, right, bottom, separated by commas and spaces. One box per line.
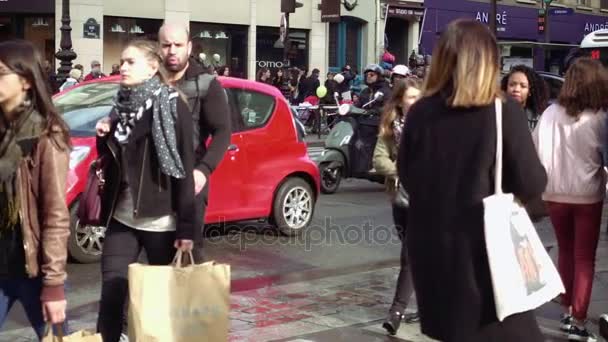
316, 92, 385, 194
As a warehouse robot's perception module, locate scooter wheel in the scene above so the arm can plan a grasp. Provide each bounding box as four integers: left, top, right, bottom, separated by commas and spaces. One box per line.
320, 163, 342, 194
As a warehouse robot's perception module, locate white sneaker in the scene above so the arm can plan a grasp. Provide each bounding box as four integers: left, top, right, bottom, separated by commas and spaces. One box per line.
119, 333, 130, 342
600, 314, 608, 340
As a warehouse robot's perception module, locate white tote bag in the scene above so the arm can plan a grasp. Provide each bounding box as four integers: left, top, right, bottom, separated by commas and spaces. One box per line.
483, 99, 564, 322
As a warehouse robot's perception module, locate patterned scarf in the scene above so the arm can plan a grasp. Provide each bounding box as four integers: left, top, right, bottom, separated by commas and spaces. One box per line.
0, 106, 44, 236
114, 76, 185, 179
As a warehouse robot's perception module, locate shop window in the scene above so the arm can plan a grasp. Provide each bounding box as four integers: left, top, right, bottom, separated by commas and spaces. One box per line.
228, 89, 275, 130
191, 23, 248, 78
256, 27, 309, 73
103, 16, 162, 74
328, 23, 339, 68
327, 18, 363, 72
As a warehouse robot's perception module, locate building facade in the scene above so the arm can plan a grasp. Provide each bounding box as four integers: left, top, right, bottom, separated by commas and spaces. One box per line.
51, 0, 397, 80
421, 0, 608, 72
0, 0, 55, 67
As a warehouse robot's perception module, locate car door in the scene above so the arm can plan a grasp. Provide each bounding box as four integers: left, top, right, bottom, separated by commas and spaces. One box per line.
205, 88, 248, 224
228, 88, 285, 219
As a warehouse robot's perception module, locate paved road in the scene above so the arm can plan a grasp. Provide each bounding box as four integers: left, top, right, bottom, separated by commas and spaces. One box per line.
2, 146, 607, 341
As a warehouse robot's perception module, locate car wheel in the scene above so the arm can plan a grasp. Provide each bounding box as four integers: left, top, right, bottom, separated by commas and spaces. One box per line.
68, 200, 105, 263
320, 163, 342, 194
272, 178, 315, 236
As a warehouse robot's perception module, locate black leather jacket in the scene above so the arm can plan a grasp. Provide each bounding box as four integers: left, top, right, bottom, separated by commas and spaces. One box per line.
97, 101, 196, 240
176, 60, 231, 178
356, 80, 392, 125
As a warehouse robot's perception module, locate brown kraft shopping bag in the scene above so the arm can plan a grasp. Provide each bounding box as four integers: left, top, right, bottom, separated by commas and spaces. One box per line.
128, 251, 230, 342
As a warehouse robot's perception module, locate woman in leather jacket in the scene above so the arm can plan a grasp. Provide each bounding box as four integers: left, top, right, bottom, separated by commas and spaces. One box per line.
94, 40, 196, 342
0, 40, 71, 338
373, 78, 421, 336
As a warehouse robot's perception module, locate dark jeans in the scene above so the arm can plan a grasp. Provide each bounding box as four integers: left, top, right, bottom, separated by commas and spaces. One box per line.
0, 277, 45, 339
390, 204, 415, 314
192, 189, 207, 263
97, 220, 177, 342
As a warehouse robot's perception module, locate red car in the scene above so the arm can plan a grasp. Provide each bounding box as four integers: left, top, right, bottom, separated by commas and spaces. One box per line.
54, 76, 320, 263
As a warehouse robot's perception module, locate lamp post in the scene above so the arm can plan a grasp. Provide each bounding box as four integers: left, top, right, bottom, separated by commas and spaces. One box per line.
55, 0, 77, 85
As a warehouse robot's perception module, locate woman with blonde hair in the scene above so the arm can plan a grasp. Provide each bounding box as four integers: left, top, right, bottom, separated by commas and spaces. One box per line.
373, 78, 421, 335
397, 20, 547, 341
534, 57, 608, 342
94, 39, 196, 342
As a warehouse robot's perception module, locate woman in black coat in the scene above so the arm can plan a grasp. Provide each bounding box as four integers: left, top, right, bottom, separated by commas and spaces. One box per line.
398, 20, 548, 342
94, 40, 196, 342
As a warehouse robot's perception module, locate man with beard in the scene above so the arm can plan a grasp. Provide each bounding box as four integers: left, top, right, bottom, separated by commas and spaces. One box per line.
158, 23, 231, 261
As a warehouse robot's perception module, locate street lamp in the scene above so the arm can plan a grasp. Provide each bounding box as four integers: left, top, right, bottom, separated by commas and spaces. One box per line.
55, 0, 77, 85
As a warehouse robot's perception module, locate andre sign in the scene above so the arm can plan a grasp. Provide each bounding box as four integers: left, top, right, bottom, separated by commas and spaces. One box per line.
476, 10, 508, 32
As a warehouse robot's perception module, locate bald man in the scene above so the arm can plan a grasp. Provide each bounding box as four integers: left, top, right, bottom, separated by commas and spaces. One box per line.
158, 23, 231, 261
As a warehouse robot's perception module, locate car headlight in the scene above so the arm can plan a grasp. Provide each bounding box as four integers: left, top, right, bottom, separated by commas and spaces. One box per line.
69, 146, 91, 169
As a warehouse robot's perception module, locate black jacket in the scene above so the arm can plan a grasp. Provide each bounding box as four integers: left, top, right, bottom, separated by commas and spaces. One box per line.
356, 80, 392, 125
97, 99, 197, 240
398, 95, 547, 341
177, 60, 231, 178
337, 70, 355, 94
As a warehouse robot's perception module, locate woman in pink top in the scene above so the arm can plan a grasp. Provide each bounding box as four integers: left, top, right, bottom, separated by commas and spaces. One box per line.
534, 57, 608, 342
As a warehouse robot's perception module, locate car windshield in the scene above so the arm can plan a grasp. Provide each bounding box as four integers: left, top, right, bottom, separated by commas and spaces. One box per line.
53, 82, 119, 137
63, 106, 113, 137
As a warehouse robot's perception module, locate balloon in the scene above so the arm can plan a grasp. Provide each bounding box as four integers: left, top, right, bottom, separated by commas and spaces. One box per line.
316, 86, 328, 98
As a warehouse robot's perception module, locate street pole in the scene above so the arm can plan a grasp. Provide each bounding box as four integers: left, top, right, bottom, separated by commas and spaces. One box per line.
490, 0, 497, 36
545, 0, 551, 43
283, 12, 290, 69
55, 0, 77, 85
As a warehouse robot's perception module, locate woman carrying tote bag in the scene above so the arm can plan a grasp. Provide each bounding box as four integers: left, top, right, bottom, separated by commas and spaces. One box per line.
397, 20, 547, 341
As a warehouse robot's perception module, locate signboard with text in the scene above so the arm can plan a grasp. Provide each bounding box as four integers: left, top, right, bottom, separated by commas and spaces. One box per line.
0, 0, 54, 13
321, 0, 341, 23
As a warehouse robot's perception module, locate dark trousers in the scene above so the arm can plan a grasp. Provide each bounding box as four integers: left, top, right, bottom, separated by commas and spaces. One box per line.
390, 204, 415, 314
0, 277, 45, 339
192, 190, 207, 263
97, 220, 176, 342
546, 201, 603, 321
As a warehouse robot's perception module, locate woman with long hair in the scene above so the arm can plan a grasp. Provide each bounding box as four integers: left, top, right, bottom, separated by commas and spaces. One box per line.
534, 57, 608, 342
0, 40, 71, 337
373, 79, 421, 335
501, 65, 549, 130
256, 67, 271, 84
398, 20, 547, 341
94, 39, 196, 342
217, 65, 230, 77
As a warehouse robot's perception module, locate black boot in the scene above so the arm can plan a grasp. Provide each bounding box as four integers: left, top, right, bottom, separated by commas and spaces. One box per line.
382, 310, 405, 336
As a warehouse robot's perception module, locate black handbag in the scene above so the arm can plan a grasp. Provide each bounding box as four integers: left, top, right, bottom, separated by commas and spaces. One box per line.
389, 177, 409, 208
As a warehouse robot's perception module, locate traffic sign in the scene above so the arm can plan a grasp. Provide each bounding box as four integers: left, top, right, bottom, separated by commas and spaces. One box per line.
549, 8, 574, 16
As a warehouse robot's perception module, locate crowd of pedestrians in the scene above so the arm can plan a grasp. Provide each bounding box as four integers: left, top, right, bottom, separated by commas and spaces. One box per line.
2, 15, 608, 342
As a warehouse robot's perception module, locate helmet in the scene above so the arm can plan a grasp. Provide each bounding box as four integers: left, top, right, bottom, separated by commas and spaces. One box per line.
392, 64, 410, 77
364, 64, 383, 76
334, 73, 345, 84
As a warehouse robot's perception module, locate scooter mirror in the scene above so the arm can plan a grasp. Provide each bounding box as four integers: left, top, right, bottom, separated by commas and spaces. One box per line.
338, 104, 351, 116
373, 92, 384, 102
